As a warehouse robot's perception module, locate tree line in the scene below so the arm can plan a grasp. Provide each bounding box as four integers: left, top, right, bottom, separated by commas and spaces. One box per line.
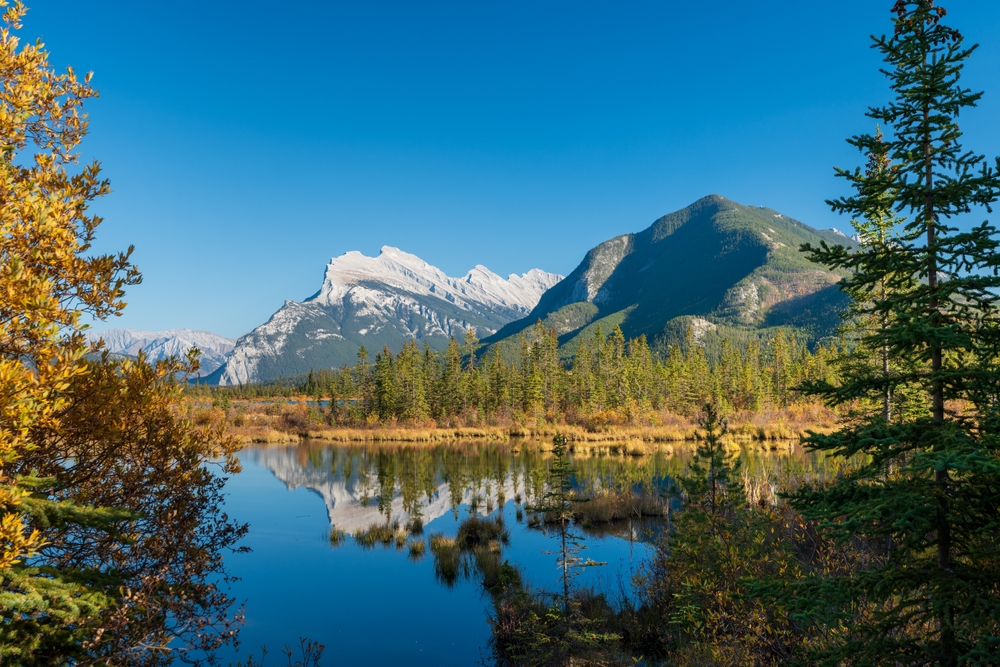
207, 324, 840, 427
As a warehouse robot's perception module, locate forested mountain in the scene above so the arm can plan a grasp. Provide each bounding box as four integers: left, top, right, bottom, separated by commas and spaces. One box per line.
483, 194, 856, 359
208, 247, 561, 385
88, 328, 236, 374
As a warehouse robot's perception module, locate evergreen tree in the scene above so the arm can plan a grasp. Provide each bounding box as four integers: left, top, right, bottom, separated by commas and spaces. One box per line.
395, 340, 429, 422
683, 403, 739, 518
373, 346, 396, 421
444, 337, 465, 417
840, 127, 922, 422
528, 434, 602, 615
781, 3, 1000, 664
355, 345, 373, 417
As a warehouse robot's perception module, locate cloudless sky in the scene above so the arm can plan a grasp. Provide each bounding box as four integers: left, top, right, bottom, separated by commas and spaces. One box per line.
28, 1, 1000, 339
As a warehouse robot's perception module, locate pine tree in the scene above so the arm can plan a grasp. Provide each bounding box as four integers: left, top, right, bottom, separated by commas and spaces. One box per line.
529, 434, 603, 615
682, 403, 740, 519
839, 127, 922, 422
395, 340, 428, 422
440, 337, 463, 419
373, 346, 396, 421
782, 3, 1000, 664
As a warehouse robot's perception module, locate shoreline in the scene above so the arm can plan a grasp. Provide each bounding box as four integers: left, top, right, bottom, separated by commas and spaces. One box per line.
230, 423, 835, 447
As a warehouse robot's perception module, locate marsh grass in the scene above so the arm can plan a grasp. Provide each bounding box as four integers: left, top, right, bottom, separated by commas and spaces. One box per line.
407, 539, 426, 561
213, 397, 836, 447
427, 514, 516, 590
428, 534, 461, 586
352, 520, 408, 550
328, 528, 347, 547
456, 514, 509, 550
572, 490, 667, 526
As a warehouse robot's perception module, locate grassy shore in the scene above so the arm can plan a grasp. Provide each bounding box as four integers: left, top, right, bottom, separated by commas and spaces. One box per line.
188, 396, 838, 447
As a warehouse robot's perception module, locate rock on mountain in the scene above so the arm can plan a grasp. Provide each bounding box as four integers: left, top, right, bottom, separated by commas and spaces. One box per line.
484, 194, 856, 355
209, 246, 562, 385
88, 328, 237, 375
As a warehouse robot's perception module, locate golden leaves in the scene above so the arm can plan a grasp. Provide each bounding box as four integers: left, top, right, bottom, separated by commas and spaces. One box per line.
0, 0, 137, 572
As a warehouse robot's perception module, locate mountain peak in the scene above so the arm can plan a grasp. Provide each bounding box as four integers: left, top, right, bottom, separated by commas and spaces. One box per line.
214, 248, 562, 385
312, 247, 560, 311
484, 195, 852, 351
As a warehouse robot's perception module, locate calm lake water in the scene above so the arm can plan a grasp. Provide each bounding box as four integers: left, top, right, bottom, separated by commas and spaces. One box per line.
215, 440, 829, 666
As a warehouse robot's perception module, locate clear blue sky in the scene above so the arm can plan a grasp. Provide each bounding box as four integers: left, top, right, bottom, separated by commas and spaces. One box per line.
31, 1, 1000, 339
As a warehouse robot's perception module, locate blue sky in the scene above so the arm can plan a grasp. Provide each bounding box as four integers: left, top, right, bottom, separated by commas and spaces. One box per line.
31, 1, 1000, 339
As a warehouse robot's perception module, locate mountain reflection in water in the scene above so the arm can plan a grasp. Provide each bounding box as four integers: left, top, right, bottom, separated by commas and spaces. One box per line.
217, 440, 830, 666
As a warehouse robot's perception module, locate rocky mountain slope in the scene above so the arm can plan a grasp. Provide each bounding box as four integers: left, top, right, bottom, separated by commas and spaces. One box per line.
484, 194, 855, 355
208, 247, 561, 385
88, 328, 236, 375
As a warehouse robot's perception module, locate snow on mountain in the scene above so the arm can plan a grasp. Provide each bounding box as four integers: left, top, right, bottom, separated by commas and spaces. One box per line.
211, 247, 562, 386
88, 328, 236, 375
312, 246, 559, 316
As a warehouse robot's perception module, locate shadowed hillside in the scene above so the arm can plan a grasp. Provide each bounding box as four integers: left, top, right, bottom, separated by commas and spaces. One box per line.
483, 195, 853, 358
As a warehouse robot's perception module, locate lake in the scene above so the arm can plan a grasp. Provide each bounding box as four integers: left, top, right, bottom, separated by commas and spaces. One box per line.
215, 440, 828, 666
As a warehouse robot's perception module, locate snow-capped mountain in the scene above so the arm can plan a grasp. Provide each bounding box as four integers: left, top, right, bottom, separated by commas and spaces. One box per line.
209, 247, 562, 385
87, 328, 237, 375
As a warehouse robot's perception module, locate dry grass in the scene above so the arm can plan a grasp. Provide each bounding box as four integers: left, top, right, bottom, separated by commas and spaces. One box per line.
572, 490, 667, 525
194, 396, 839, 446
408, 539, 426, 560
352, 520, 409, 550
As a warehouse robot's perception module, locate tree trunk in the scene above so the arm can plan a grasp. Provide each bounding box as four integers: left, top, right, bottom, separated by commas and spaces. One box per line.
925, 87, 954, 667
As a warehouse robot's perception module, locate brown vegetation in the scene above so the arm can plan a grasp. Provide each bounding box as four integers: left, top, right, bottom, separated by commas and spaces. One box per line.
190, 396, 838, 447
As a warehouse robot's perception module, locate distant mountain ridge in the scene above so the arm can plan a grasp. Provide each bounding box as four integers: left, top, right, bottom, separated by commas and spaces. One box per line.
484, 194, 855, 356
209, 247, 562, 385
88, 328, 236, 375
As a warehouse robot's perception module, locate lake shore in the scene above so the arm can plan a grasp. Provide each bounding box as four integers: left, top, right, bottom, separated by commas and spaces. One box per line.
186, 396, 839, 448
200, 404, 835, 449
240, 424, 834, 445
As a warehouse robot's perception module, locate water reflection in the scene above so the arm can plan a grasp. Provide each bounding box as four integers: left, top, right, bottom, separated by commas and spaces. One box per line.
220, 439, 834, 666
245, 440, 690, 535
247, 439, 830, 535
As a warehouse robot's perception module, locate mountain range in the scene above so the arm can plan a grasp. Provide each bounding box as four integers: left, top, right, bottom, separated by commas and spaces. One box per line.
99, 194, 857, 385
207, 247, 562, 385
87, 328, 236, 375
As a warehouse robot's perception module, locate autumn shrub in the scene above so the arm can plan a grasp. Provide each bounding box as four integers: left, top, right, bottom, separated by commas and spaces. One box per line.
0, 4, 246, 662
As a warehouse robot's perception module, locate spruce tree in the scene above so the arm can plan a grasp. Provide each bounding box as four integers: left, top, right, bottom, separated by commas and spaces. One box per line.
782, 2, 1000, 665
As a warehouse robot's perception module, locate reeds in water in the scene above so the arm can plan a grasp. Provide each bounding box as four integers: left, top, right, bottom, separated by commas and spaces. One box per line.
572, 490, 666, 526
456, 514, 509, 550
408, 539, 426, 560
429, 534, 461, 586
352, 519, 409, 550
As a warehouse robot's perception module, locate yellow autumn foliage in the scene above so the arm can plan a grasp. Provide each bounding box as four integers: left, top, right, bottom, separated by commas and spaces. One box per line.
0, 0, 138, 574
0, 4, 247, 663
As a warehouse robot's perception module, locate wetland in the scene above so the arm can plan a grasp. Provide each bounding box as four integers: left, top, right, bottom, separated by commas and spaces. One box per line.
218, 439, 834, 665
